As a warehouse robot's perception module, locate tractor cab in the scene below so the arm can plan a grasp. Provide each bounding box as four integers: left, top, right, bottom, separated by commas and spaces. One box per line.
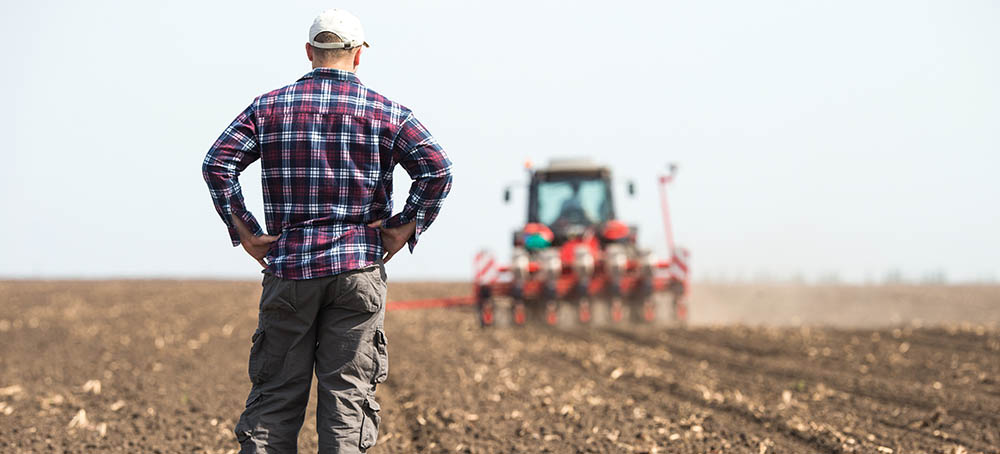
507, 158, 635, 251
530, 162, 613, 238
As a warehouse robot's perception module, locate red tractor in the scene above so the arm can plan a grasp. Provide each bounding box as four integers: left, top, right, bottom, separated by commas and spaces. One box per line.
474, 158, 689, 327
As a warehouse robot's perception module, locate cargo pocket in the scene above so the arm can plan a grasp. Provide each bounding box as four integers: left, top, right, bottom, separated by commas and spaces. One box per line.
247, 323, 290, 384
359, 394, 381, 451
372, 329, 389, 384
248, 327, 269, 384
249, 275, 296, 384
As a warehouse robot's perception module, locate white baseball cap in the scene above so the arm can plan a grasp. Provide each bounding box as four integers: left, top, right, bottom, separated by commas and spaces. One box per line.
309, 9, 369, 49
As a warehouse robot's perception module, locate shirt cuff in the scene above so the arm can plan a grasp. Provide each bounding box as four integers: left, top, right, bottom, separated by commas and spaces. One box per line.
225, 209, 264, 247
407, 209, 426, 253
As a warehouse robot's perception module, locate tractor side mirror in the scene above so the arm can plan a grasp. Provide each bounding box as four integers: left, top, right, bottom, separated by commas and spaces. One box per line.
503, 187, 511, 203
627, 181, 636, 197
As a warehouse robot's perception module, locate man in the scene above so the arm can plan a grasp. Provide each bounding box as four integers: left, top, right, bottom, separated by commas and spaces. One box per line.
202, 9, 452, 453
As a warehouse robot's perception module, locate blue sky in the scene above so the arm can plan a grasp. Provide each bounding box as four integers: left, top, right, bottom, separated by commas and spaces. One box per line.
2, 0, 997, 282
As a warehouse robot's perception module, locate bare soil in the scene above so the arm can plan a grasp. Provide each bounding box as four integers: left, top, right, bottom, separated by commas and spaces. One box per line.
1, 281, 998, 454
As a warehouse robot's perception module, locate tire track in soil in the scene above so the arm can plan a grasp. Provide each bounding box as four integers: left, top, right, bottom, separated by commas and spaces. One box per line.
626, 328, 1000, 425
906, 327, 1000, 349
590, 328, 1000, 454
663, 327, 1000, 390
686, 325, 1000, 402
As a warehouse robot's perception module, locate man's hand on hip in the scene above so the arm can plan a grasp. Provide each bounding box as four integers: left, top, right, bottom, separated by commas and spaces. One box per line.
368, 219, 415, 263
231, 215, 279, 268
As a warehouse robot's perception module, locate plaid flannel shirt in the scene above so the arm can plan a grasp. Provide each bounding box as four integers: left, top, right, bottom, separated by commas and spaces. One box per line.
203, 68, 452, 280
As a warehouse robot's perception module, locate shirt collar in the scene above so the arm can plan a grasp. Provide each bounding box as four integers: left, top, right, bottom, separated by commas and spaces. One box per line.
299, 67, 361, 84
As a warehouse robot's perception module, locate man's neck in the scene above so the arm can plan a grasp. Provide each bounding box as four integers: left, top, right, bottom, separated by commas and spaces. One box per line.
312, 62, 355, 72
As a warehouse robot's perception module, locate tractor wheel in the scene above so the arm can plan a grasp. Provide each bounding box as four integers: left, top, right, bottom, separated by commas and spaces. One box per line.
578, 299, 592, 324
512, 301, 526, 326
478, 299, 495, 327
673, 292, 689, 325
642, 298, 656, 323
666, 281, 689, 325
545, 301, 558, 326
610, 298, 624, 324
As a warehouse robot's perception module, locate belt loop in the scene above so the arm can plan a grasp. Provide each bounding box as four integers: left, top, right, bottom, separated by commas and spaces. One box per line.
376, 257, 387, 282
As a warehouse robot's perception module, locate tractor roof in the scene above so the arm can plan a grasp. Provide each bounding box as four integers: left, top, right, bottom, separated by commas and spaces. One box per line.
541, 158, 608, 173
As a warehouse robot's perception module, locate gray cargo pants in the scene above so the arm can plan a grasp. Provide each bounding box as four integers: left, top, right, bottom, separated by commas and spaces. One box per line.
235, 263, 388, 453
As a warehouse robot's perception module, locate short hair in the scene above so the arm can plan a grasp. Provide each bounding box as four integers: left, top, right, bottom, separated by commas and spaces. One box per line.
312, 31, 355, 62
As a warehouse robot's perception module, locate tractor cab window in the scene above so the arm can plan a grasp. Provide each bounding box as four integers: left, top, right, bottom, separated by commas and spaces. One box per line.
536, 179, 611, 227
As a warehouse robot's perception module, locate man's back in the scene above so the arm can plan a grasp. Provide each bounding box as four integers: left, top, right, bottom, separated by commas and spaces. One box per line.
203, 68, 452, 280
202, 9, 452, 453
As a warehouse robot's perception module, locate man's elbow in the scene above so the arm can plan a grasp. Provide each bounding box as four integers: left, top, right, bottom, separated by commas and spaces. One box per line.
437, 169, 453, 199
435, 156, 453, 182
201, 160, 213, 183
202, 155, 226, 185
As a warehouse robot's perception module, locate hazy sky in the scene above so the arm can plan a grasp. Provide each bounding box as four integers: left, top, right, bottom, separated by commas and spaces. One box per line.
2, 0, 997, 282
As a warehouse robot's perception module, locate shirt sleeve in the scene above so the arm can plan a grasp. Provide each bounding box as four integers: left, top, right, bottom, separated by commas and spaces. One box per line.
202, 102, 265, 246
381, 112, 453, 252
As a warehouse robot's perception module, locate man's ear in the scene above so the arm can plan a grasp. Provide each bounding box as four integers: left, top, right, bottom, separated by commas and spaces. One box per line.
353, 47, 362, 69
305, 42, 314, 62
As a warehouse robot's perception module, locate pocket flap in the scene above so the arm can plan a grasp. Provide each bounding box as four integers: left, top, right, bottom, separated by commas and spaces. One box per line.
372, 329, 389, 384
365, 396, 381, 412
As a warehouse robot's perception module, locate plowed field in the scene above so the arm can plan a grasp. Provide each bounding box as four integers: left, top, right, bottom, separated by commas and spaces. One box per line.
1, 281, 998, 454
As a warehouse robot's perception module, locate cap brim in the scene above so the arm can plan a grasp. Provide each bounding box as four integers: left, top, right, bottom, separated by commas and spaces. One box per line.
310, 40, 370, 49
